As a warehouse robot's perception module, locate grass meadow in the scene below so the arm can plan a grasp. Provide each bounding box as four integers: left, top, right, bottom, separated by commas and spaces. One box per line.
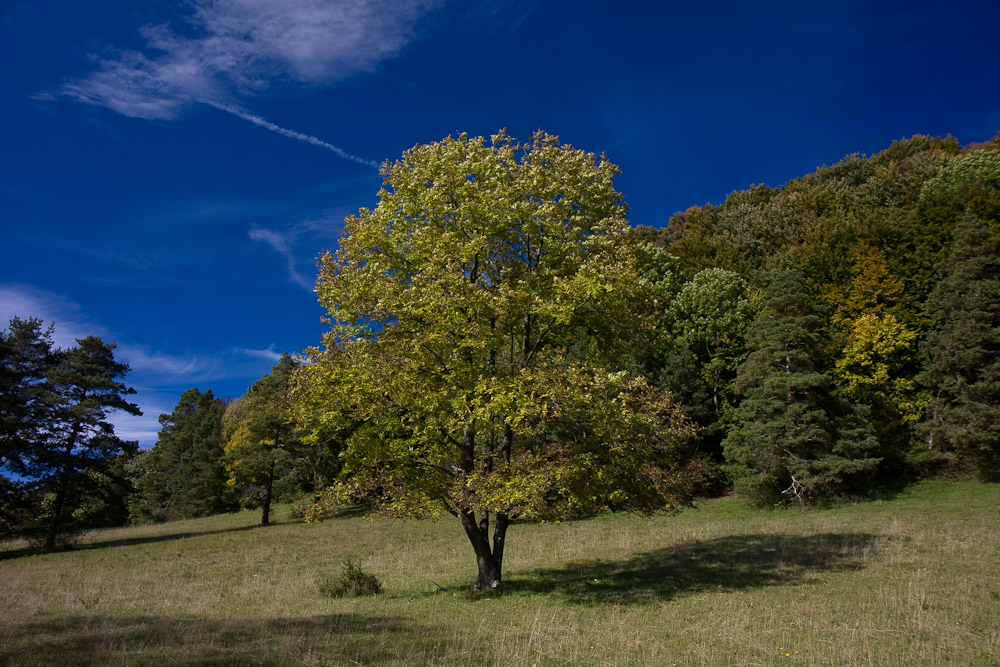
1, 482, 997, 666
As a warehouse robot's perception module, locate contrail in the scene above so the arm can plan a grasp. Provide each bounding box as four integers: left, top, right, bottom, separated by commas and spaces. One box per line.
208, 102, 379, 169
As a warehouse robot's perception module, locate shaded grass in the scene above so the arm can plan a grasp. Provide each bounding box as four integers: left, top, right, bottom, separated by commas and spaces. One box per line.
1, 482, 998, 665
508, 532, 884, 605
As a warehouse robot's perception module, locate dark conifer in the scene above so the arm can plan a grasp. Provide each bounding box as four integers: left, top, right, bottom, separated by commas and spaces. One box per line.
723, 270, 880, 503
133, 388, 231, 521
918, 215, 1000, 480
29, 336, 141, 549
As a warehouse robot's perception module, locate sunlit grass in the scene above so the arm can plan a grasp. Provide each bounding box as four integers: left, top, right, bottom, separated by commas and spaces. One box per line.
1, 482, 998, 665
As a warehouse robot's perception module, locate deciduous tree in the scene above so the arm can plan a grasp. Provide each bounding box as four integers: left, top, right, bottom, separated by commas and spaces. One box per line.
300, 131, 699, 589
222, 353, 301, 525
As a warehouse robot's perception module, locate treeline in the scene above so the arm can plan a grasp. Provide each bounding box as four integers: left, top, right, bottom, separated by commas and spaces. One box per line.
632, 134, 1000, 500
129, 353, 338, 527
1, 331, 339, 548
3, 133, 997, 551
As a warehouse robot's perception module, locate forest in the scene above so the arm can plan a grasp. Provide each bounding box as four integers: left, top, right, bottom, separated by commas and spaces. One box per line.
2, 132, 998, 583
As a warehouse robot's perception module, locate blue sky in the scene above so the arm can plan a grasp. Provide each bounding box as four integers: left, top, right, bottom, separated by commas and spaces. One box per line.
2, 0, 998, 447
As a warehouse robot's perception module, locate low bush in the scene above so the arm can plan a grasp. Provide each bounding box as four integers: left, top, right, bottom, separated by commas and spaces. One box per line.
318, 559, 382, 598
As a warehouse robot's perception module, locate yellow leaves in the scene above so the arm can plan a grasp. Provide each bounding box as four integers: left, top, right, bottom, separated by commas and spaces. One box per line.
828, 243, 904, 326
835, 312, 924, 424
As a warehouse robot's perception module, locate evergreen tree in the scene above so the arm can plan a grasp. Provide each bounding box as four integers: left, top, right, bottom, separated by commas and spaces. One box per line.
26, 336, 141, 549
132, 388, 230, 521
723, 271, 880, 503
0, 317, 58, 537
918, 215, 1000, 480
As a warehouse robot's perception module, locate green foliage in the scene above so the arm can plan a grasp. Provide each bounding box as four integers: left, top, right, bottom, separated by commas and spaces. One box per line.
918, 215, 1000, 480
0, 317, 57, 538
33, 337, 140, 548
317, 559, 383, 598
222, 353, 305, 525
132, 388, 231, 522
1, 321, 146, 545
667, 268, 755, 413
723, 271, 881, 504
645, 135, 999, 488
299, 130, 699, 588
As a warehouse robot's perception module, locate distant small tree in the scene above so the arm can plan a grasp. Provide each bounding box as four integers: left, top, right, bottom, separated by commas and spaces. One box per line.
918, 215, 1000, 479
222, 353, 302, 525
723, 270, 881, 503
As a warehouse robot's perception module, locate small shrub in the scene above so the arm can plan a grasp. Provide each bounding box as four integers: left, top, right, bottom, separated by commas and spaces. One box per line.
318, 559, 382, 598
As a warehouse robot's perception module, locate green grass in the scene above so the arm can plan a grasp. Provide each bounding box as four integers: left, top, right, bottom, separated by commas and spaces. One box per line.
1, 482, 998, 665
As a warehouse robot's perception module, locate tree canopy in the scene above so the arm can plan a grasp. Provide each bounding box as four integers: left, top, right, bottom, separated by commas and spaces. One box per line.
298, 131, 700, 589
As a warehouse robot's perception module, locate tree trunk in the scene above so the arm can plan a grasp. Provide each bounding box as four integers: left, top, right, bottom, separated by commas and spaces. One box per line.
44, 425, 80, 551
44, 476, 70, 551
261, 457, 275, 526
460, 509, 510, 590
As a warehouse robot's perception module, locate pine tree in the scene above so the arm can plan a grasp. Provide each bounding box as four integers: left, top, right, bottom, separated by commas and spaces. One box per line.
28, 336, 141, 549
918, 215, 1000, 480
723, 270, 880, 503
0, 318, 58, 537
132, 388, 230, 521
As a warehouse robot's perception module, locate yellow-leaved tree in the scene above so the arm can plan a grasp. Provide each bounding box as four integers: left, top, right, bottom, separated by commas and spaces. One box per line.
294, 131, 701, 590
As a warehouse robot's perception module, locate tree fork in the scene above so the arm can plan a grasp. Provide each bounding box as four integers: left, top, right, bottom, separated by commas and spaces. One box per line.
460, 510, 502, 590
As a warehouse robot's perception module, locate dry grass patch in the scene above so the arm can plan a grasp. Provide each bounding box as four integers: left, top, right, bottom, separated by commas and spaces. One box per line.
1, 482, 998, 665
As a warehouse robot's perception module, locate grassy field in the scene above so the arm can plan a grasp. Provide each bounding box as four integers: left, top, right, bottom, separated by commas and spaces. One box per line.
1, 482, 997, 666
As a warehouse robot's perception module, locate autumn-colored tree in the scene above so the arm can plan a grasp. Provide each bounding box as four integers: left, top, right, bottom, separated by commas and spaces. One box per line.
298, 131, 699, 589
222, 353, 302, 525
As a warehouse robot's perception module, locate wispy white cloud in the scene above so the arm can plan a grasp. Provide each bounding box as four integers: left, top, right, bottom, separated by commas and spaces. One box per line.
0, 283, 280, 446
116, 344, 224, 383
0, 283, 105, 350
234, 344, 283, 363
249, 210, 347, 290
1, 283, 316, 446
0, 283, 222, 383
54, 0, 444, 161
249, 226, 315, 290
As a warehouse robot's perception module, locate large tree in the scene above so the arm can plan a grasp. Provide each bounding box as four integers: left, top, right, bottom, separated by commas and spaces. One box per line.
0, 318, 58, 537
27, 336, 141, 549
723, 270, 881, 504
918, 215, 1000, 479
299, 131, 698, 589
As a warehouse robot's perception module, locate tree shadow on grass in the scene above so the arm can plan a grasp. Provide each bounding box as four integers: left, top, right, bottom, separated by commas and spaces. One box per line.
507, 532, 884, 605
5, 612, 479, 666
0, 524, 272, 560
